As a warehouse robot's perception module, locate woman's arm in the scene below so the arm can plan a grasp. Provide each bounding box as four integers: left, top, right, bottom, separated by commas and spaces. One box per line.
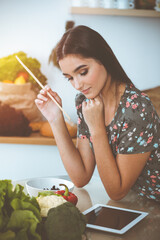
91, 126, 150, 200
82, 96, 150, 200
35, 86, 96, 186
49, 116, 96, 186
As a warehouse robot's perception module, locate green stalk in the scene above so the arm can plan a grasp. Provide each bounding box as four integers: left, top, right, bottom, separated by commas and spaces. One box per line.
59, 184, 69, 196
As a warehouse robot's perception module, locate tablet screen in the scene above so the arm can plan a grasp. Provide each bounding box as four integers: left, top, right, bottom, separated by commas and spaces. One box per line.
83, 204, 148, 234
86, 206, 141, 230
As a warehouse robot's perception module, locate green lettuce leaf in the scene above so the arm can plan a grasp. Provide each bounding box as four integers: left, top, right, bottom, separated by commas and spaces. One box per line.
0, 230, 15, 240
6, 210, 41, 240
11, 198, 41, 222
0, 180, 42, 240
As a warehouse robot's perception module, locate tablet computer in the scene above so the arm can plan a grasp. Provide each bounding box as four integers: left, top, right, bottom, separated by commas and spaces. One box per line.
83, 204, 148, 234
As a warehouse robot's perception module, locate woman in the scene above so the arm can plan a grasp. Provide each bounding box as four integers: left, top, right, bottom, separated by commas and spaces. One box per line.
35, 25, 160, 202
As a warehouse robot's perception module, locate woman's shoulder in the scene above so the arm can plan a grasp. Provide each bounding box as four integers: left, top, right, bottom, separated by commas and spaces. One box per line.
117, 84, 160, 133
125, 84, 151, 103
123, 84, 158, 118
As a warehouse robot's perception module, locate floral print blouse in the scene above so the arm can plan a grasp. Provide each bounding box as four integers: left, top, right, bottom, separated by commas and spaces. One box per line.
75, 84, 160, 202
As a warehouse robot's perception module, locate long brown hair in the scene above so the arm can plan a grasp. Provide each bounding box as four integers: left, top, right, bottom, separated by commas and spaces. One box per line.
56, 25, 132, 85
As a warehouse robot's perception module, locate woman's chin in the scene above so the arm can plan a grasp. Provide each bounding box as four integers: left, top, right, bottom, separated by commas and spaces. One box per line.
84, 93, 98, 99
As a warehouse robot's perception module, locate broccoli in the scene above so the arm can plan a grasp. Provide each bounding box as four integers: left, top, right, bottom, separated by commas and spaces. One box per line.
44, 202, 86, 240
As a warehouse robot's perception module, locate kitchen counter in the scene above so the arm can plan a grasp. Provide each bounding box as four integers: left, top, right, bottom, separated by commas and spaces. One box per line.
0, 132, 76, 145
13, 175, 160, 240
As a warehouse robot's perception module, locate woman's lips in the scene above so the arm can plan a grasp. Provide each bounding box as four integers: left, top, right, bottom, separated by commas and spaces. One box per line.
82, 88, 91, 94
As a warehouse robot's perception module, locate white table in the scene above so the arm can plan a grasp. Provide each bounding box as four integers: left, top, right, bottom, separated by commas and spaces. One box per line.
13, 175, 160, 240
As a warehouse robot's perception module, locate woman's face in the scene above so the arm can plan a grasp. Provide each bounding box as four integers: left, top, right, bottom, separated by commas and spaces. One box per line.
59, 54, 108, 99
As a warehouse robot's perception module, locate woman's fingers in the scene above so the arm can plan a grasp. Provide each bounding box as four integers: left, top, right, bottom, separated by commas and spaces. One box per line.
35, 98, 43, 105
37, 93, 48, 102
43, 85, 60, 100
83, 97, 101, 106
36, 85, 62, 107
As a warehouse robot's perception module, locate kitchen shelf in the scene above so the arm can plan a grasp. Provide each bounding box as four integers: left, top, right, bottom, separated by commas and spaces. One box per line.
70, 7, 160, 18
0, 132, 77, 146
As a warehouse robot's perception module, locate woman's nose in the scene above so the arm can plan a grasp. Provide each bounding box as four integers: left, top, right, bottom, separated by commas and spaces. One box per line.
74, 78, 82, 90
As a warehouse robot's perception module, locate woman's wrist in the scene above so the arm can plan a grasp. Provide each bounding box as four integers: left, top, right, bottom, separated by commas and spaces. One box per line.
48, 112, 64, 126
90, 125, 107, 139
88, 120, 106, 136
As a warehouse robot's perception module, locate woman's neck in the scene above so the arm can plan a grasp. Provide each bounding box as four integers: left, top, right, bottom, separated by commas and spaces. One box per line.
101, 74, 117, 107
100, 75, 126, 126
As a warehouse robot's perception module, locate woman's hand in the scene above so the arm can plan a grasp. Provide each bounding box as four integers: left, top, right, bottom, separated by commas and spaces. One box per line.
82, 96, 105, 134
35, 85, 63, 123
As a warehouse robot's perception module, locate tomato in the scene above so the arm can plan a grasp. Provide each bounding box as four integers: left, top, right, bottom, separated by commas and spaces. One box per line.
17, 71, 29, 81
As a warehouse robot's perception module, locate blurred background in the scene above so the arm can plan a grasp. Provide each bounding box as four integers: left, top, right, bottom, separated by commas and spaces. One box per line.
0, 0, 159, 180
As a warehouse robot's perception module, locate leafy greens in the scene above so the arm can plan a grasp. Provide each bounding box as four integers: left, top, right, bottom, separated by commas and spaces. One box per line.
0, 180, 42, 240
0, 51, 47, 91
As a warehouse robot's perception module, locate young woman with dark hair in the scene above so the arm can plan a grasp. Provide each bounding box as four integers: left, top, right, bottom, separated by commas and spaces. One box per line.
35, 25, 160, 202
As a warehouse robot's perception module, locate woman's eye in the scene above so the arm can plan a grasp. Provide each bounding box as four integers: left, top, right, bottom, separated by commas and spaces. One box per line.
80, 69, 88, 76
64, 76, 73, 81
68, 77, 73, 81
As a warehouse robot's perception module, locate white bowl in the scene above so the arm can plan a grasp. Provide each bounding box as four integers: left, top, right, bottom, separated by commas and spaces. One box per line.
26, 177, 74, 197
